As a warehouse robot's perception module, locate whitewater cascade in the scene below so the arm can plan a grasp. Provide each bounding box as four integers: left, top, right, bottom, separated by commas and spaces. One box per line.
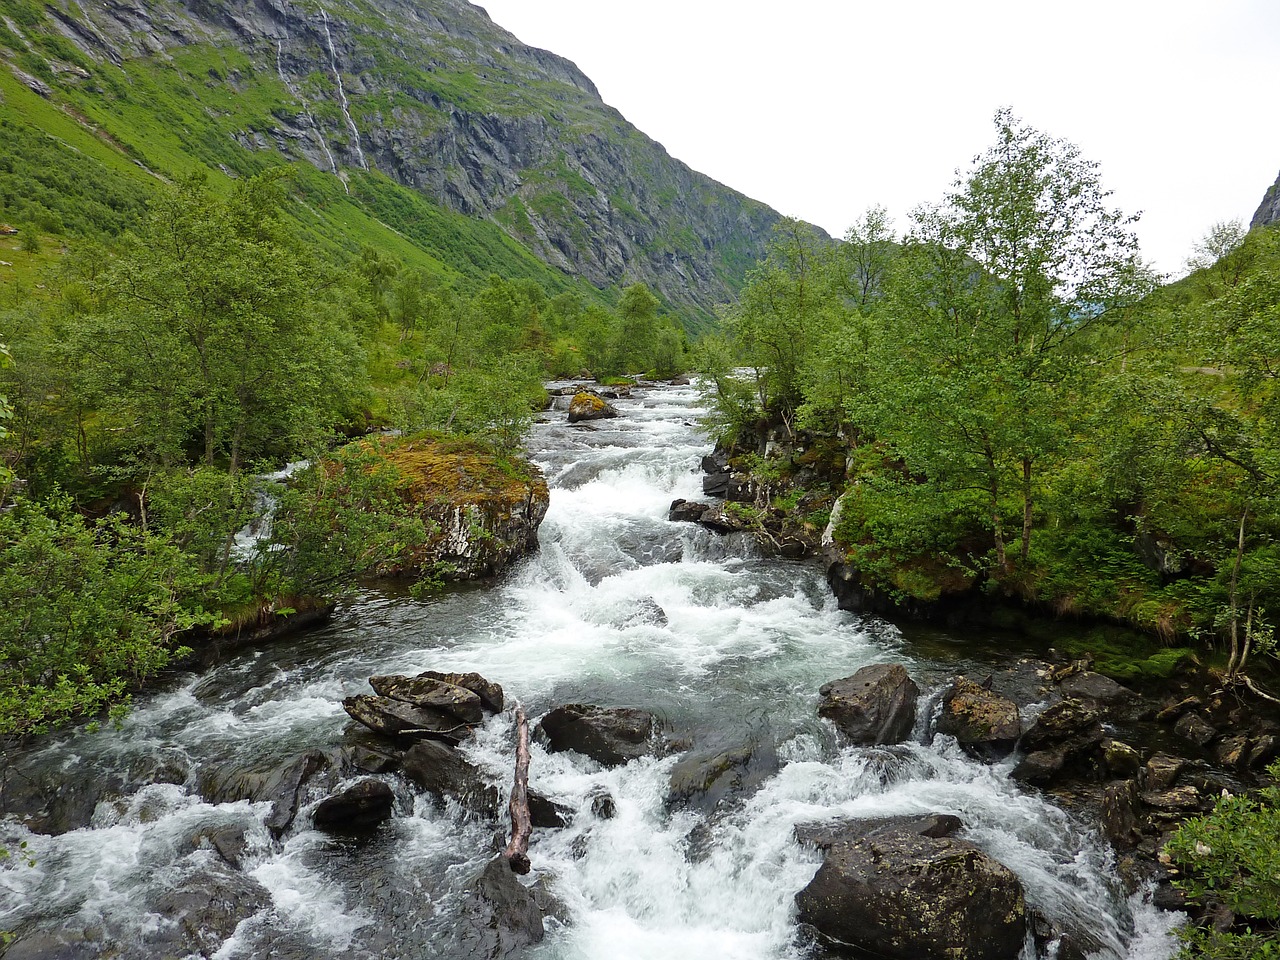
319, 7, 368, 172
275, 38, 342, 186
0, 383, 1181, 959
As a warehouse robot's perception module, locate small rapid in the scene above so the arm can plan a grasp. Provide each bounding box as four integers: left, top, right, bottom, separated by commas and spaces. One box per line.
0, 383, 1181, 959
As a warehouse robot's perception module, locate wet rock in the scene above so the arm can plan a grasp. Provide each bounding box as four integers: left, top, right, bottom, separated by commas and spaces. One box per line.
1058, 671, 1137, 705
695, 503, 752, 534
0, 929, 103, 960
342, 694, 472, 744
794, 830, 1027, 960
415, 670, 505, 714
1141, 786, 1203, 811
189, 824, 250, 869
818, 664, 920, 746
537, 704, 667, 767
1248, 734, 1278, 768
588, 787, 616, 819
151, 865, 271, 958
343, 740, 403, 774
197, 750, 334, 837
1145, 752, 1186, 791
665, 735, 778, 812
1011, 745, 1069, 784
567, 391, 618, 423
1156, 695, 1202, 723
369, 674, 484, 724
1101, 779, 1143, 848
701, 471, 752, 501
1215, 734, 1250, 769
312, 778, 395, 832
936, 678, 1023, 761
1022, 699, 1104, 750
1175, 712, 1217, 747
1102, 739, 1143, 778
793, 813, 963, 851
527, 790, 574, 828
454, 855, 547, 959
684, 820, 715, 863
401, 740, 500, 817
0, 765, 125, 836
668, 498, 709, 523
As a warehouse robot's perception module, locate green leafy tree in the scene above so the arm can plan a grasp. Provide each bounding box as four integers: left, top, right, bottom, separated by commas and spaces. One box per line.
854, 109, 1153, 577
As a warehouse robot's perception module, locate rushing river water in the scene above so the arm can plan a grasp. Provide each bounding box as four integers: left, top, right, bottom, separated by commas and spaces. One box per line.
0, 383, 1182, 960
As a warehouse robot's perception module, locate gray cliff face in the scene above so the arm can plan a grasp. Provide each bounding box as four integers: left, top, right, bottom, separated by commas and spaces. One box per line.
1252, 169, 1280, 229
30, 0, 800, 321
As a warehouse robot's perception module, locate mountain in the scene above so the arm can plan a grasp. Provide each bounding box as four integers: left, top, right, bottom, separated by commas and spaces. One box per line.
0, 0, 807, 325
1252, 168, 1280, 229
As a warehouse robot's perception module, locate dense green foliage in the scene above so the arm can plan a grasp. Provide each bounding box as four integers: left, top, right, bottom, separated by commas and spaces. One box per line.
706, 109, 1280, 678
0, 159, 687, 735
1166, 762, 1280, 957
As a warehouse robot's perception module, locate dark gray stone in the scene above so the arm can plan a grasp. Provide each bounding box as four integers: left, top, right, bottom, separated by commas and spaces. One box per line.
415, 670, 505, 713
369, 674, 483, 724
401, 740, 500, 818
537, 704, 665, 767
937, 678, 1023, 761
818, 664, 919, 745
312, 778, 395, 832
666, 735, 778, 812
793, 813, 963, 851
342, 695, 471, 744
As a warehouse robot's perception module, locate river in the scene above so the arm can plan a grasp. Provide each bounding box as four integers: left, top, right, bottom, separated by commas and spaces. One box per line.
0, 382, 1181, 959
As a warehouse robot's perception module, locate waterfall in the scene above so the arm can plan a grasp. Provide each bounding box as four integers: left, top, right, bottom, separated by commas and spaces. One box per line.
319, 6, 368, 172
275, 38, 344, 192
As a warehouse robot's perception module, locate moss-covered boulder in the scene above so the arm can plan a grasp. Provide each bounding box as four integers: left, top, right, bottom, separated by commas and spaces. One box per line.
346, 435, 549, 580
567, 390, 619, 423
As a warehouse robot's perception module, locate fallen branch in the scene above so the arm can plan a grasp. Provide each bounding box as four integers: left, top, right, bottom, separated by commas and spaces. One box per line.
504, 700, 532, 874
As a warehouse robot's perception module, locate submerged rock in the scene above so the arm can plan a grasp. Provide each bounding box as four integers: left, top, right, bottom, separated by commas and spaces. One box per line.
936, 677, 1023, 761
151, 865, 271, 957
537, 704, 670, 767
818, 664, 919, 745
795, 829, 1027, 960
197, 750, 335, 838
666, 734, 778, 812
793, 813, 963, 851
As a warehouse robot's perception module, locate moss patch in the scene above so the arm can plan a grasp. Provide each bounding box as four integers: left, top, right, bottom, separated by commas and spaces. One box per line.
356, 433, 546, 508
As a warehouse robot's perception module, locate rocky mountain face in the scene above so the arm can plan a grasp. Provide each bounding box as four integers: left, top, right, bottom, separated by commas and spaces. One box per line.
5, 0, 802, 321
1252, 168, 1280, 228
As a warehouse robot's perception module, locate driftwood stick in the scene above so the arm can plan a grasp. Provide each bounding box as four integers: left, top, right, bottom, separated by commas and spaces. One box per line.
504, 701, 532, 874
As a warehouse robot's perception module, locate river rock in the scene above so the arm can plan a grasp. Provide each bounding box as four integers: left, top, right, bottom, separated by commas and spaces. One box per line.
818, 664, 919, 745
370, 674, 484, 724
415, 670, 505, 713
1102, 739, 1143, 778
1013, 698, 1106, 783
1058, 671, 1137, 705
794, 830, 1028, 960
1175, 712, 1218, 747
189, 824, 250, 869
537, 704, 667, 767
1145, 752, 1186, 791
936, 678, 1023, 760
666, 734, 778, 812
668, 498, 710, 523
527, 790, 574, 828
401, 740, 500, 817
342, 695, 472, 744
312, 778, 396, 832
695, 503, 752, 534
151, 865, 271, 957
197, 750, 335, 837
567, 391, 618, 423
793, 813, 963, 851
1101, 779, 1143, 847
452, 856, 549, 959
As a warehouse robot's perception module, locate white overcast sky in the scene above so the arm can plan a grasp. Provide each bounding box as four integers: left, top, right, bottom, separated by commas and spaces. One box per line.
475, 0, 1280, 277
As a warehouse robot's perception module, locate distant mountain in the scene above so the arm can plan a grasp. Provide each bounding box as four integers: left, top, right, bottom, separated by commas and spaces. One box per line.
0, 0, 812, 324
1251, 168, 1280, 228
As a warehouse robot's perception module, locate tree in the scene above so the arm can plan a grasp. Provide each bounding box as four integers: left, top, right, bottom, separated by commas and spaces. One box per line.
855, 109, 1153, 577
67, 172, 358, 474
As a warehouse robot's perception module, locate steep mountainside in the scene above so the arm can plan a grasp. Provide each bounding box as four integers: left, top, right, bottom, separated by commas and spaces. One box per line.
1253, 168, 1280, 228
0, 0, 802, 324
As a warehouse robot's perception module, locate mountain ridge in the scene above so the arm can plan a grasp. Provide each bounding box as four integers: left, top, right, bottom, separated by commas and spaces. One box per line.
0, 0, 814, 324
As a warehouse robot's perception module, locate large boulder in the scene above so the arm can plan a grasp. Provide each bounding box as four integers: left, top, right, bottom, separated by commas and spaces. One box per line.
818, 664, 919, 745
537, 704, 668, 767
370, 674, 484, 725
342, 694, 472, 744
936, 678, 1023, 760
794, 813, 963, 851
332, 436, 549, 581
197, 750, 336, 837
1011, 698, 1106, 784
795, 830, 1027, 960
452, 856, 550, 959
567, 390, 618, 423
150, 866, 271, 957
666, 735, 778, 812
401, 740, 500, 817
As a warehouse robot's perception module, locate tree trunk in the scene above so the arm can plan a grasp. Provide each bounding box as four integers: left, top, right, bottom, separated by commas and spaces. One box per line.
986, 445, 1009, 575
1020, 455, 1033, 565
504, 701, 532, 875
1226, 510, 1247, 678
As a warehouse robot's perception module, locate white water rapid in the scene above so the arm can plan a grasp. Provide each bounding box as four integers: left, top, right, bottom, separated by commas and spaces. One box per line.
0, 383, 1182, 959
